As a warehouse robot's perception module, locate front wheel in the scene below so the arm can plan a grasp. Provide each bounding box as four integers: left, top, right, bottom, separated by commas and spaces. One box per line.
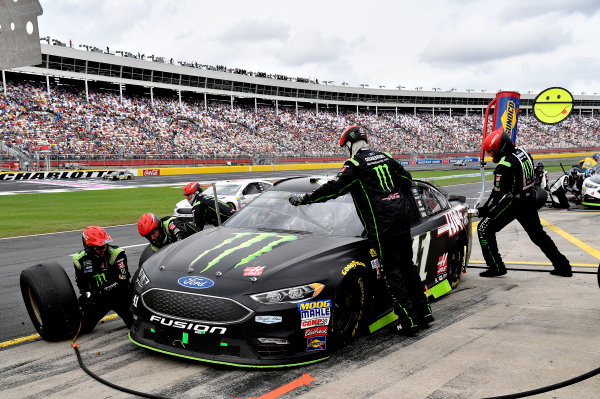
20, 262, 80, 341
330, 272, 367, 350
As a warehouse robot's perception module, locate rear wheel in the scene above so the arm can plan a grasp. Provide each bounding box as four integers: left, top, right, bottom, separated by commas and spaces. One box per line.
447, 245, 465, 289
330, 272, 367, 350
20, 262, 80, 341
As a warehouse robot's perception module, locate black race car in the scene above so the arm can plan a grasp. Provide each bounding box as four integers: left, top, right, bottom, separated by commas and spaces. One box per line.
129, 176, 472, 367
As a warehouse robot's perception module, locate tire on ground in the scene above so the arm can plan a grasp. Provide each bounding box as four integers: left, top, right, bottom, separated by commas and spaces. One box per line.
329, 271, 368, 350
19, 262, 80, 341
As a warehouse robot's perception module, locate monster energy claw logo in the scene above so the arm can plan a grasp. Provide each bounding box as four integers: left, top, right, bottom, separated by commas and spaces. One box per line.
189, 232, 297, 272
373, 164, 393, 191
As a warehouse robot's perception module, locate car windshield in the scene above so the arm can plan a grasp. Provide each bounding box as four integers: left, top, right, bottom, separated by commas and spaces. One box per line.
203, 184, 241, 196
224, 191, 364, 237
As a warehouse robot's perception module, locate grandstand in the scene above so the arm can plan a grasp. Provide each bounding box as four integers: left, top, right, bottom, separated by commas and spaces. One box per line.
1, 43, 600, 169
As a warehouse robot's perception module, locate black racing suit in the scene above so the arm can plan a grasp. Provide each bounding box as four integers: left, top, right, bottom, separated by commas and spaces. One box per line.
191, 196, 236, 231
150, 216, 200, 252
73, 245, 132, 332
533, 168, 548, 189
477, 148, 571, 274
563, 174, 583, 203
302, 147, 430, 328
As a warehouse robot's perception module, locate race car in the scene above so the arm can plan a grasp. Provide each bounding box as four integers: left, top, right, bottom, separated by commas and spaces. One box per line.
173, 179, 272, 218
582, 164, 600, 208
129, 176, 472, 367
103, 170, 134, 180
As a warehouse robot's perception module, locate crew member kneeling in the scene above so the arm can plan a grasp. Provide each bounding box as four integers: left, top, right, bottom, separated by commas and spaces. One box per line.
73, 226, 132, 332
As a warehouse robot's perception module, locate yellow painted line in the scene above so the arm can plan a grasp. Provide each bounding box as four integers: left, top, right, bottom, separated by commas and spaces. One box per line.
0, 313, 121, 349
540, 218, 600, 261
542, 211, 600, 215
470, 260, 598, 268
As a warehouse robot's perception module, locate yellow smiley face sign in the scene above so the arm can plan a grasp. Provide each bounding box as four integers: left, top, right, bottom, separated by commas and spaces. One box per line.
533, 87, 573, 124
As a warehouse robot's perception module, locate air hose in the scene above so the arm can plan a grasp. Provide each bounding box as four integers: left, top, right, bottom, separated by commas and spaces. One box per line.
71, 318, 171, 399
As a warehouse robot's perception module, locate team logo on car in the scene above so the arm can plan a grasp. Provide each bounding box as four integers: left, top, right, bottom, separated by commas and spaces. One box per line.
306, 336, 326, 351
244, 266, 265, 276
437, 253, 448, 274
437, 209, 466, 237
255, 315, 282, 324
177, 276, 214, 289
304, 326, 328, 338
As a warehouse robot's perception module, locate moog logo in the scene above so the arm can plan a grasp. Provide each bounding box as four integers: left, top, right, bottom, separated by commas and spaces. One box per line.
178, 276, 214, 289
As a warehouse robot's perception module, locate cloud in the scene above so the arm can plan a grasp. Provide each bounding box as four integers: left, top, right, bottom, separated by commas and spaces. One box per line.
419, 16, 573, 65
217, 19, 290, 43
275, 29, 347, 66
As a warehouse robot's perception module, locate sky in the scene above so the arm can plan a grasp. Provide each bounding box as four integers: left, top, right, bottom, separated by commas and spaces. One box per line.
35, 0, 600, 95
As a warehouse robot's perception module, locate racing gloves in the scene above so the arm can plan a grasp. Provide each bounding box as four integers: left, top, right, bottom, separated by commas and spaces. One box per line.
288, 194, 308, 206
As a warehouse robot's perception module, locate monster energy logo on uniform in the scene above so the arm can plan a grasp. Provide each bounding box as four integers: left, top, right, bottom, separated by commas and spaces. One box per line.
373, 164, 393, 191
93, 273, 107, 286
515, 149, 534, 190
189, 232, 297, 272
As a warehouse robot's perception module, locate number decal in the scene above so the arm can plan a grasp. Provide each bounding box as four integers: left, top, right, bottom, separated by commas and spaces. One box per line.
412, 232, 431, 281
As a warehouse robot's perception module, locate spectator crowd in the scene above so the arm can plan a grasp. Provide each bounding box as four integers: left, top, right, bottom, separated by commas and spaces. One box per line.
1, 80, 599, 162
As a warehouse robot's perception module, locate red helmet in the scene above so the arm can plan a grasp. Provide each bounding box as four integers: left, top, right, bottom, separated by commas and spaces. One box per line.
183, 182, 200, 196
82, 226, 112, 251
138, 213, 161, 237
339, 125, 368, 147
482, 127, 514, 162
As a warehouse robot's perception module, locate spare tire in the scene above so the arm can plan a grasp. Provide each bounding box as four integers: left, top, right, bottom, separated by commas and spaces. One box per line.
20, 262, 80, 341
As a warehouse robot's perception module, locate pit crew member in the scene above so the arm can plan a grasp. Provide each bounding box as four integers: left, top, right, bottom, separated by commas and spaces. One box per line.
137, 213, 200, 252
73, 226, 132, 332
183, 182, 236, 231
477, 128, 572, 278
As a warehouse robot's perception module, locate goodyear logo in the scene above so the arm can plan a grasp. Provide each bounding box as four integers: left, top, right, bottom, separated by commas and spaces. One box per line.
369, 248, 377, 257
341, 260, 366, 275
297, 299, 331, 311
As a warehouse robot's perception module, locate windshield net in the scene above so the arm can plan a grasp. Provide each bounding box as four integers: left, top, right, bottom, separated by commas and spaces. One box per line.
224, 191, 364, 237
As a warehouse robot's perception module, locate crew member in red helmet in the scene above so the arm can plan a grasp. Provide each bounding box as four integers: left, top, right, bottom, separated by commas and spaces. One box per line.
73, 226, 132, 332
477, 128, 572, 277
137, 213, 199, 252
183, 182, 236, 231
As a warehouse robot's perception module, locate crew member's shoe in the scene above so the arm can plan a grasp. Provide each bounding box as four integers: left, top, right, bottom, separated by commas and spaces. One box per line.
393, 321, 419, 336
550, 268, 572, 277
479, 268, 507, 277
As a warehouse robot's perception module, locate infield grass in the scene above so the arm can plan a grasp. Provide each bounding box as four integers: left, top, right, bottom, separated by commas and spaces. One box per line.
0, 165, 566, 238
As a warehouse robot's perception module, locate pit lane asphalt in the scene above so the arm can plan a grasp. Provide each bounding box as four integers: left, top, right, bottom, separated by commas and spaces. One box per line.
1, 170, 599, 399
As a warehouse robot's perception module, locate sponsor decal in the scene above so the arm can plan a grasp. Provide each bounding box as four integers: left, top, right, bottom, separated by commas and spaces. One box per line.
369, 248, 377, 257
307, 336, 327, 351
149, 315, 226, 334
304, 326, 328, 338
297, 299, 331, 311
0, 170, 129, 181
244, 266, 265, 276
437, 253, 448, 274
437, 209, 466, 237
143, 169, 160, 176
189, 232, 297, 272
300, 308, 331, 320
382, 192, 400, 201
255, 315, 282, 324
301, 317, 330, 329
177, 276, 215, 289
371, 259, 381, 278
132, 294, 139, 308
341, 260, 365, 276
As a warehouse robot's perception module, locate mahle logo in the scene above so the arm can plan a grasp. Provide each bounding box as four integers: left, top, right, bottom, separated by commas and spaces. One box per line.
373, 164, 393, 191
189, 232, 297, 272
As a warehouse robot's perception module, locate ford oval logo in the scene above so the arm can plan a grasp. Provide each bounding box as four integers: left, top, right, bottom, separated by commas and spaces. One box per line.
177, 276, 214, 289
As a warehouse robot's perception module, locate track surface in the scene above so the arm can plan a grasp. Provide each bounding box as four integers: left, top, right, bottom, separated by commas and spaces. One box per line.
1, 169, 599, 399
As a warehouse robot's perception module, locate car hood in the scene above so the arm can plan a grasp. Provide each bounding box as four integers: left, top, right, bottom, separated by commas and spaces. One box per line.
145, 227, 360, 283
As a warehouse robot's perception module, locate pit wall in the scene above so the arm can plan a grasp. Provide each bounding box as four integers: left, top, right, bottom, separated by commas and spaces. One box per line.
0, 151, 595, 181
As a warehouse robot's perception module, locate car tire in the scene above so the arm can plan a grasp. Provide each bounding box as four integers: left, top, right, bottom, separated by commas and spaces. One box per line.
330, 271, 367, 350
227, 202, 236, 210
19, 262, 80, 341
447, 245, 465, 289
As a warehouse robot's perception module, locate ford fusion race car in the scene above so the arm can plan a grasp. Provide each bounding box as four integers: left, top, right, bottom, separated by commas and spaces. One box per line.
130, 176, 471, 367
582, 164, 600, 208
174, 180, 272, 219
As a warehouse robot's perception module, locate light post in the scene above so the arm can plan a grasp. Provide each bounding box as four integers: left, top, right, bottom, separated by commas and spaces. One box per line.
432, 87, 441, 91
378, 85, 386, 89
341, 82, 348, 86
466, 89, 474, 93
322, 80, 334, 85
415, 86, 423, 90
396, 85, 405, 90
359, 83, 369, 88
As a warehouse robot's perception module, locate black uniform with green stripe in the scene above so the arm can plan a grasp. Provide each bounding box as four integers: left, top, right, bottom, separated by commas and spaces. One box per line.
477, 147, 570, 273
73, 245, 132, 332
191, 196, 236, 231
303, 147, 430, 328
